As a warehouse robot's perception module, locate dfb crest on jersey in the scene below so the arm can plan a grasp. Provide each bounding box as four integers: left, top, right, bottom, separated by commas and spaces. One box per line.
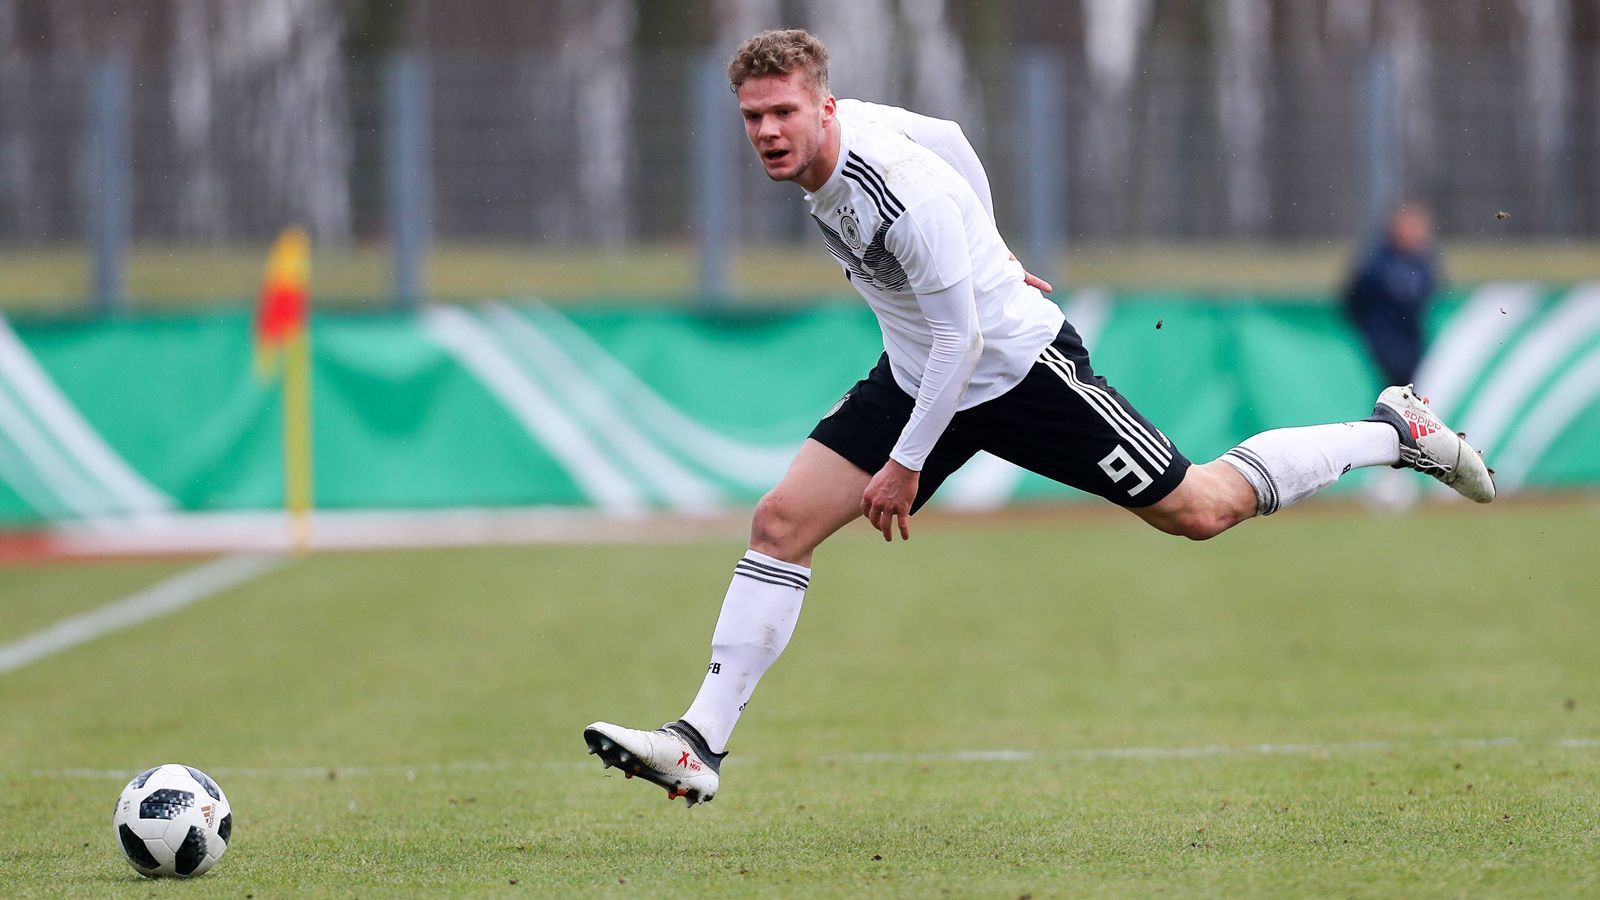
838, 206, 864, 251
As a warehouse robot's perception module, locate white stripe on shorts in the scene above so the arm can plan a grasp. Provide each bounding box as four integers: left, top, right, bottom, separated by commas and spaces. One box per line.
1043, 347, 1171, 465
1039, 346, 1171, 470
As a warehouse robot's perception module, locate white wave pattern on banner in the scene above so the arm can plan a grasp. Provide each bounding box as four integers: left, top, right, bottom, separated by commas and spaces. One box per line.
481, 303, 723, 512
521, 294, 1112, 513
0, 424, 64, 517
423, 306, 647, 516
0, 314, 172, 519
0, 381, 100, 518
1412, 282, 1541, 418
519, 302, 800, 488
1495, 346, 1600, 491
1413, 281, 1600, 496
1455, 284, 1600, 459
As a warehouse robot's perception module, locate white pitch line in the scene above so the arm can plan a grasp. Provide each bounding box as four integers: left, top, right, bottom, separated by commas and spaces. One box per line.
0, 554, 284, 675
11, 736, 1598, 781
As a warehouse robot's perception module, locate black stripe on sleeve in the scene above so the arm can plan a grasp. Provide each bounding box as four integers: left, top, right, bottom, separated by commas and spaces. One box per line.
841, 169, 891, 222
846, 152, 904, 215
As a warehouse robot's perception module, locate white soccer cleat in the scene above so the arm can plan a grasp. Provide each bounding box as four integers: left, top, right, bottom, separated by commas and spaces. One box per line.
1370, 384, 1496, 503
583, 720, 723, 807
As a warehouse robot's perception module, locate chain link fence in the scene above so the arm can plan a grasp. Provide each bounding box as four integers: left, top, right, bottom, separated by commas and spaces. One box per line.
1, 47, 1596, 309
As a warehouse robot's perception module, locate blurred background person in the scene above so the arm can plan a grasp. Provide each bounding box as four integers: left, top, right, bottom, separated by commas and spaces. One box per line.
1342, 203, 1441, 512
1343, 203, 1441, 391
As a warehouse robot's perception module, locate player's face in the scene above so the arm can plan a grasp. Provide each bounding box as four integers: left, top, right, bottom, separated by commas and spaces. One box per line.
737, 71, 835, 188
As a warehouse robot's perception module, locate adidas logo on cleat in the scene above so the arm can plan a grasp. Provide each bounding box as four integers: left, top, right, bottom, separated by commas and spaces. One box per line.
1401, 409, 1438, 440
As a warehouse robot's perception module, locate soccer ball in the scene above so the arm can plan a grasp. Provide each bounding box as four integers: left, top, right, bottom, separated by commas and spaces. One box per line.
112, 764, 232, 878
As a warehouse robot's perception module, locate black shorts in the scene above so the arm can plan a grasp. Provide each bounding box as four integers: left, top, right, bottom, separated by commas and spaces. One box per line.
809, 322, 1191, 513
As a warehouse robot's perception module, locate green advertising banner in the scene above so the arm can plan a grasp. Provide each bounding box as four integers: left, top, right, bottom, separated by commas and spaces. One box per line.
0, 283, 1596, 527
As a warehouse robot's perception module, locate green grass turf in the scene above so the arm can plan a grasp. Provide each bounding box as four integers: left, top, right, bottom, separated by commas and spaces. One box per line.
2, 240, 1596, 313
0, 558, 194, 645
1, 501, 1598, 896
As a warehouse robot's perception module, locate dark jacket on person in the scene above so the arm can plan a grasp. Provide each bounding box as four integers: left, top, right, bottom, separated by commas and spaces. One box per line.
1342, 241, 1439, 387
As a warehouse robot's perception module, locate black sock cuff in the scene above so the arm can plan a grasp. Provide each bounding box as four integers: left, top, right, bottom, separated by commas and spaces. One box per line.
667, 719, 727, 771
1364, 403, 1416, 468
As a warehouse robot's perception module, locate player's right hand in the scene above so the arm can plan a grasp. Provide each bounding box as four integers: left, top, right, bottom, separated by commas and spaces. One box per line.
1008, 252, 1053, 294
861, 460, 919, 542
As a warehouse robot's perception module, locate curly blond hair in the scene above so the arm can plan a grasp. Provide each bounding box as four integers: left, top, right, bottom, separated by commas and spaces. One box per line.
727, 29, 830, 96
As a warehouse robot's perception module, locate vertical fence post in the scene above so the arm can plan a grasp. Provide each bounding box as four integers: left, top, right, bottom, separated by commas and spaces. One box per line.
387, 52, 432, 310
1362, 51, 1397, 234
89, 58, 130, 315
1018, 50, 1067, 285
694, 53, 734, 303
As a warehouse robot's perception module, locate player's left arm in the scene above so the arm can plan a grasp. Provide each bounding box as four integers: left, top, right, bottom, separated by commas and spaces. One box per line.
861, 195, 983, 541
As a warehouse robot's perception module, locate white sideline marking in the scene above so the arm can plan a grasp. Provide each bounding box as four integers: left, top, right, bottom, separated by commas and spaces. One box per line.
0, 554, 283, 675
12, 736, 1597, 781
40, 507, 750, 557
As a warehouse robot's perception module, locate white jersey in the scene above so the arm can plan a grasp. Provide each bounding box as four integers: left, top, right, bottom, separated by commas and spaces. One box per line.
805, 99, 1065, 469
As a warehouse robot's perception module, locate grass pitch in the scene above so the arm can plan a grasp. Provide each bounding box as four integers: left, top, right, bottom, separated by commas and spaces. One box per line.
2, 500, 1598, 896
2, 240, 1596, 313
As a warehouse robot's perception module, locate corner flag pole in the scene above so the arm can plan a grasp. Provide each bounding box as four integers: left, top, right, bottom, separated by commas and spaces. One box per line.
255, 226, 314, 552
283, 326, 313, 551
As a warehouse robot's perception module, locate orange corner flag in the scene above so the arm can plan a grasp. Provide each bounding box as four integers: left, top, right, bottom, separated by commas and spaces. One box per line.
255, 226, 314, 551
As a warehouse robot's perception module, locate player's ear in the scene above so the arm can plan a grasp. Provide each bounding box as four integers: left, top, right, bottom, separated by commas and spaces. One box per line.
820, 94, 836, 123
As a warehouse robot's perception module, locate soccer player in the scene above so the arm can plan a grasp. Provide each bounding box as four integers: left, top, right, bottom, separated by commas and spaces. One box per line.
583, 29, 1494, 807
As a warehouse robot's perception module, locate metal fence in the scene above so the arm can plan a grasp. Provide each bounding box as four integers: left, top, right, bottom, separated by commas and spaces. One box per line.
2, 47, 1597, 309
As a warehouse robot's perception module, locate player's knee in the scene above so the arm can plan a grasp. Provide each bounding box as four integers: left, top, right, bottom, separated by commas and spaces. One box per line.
1174, 512, 1229, 542
1138, 465, 1250, 541
1147, 507, 1229, 542
749, 492, 805, 557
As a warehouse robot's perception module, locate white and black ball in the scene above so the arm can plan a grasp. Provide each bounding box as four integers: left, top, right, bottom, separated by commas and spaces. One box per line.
112, 764, 232, 878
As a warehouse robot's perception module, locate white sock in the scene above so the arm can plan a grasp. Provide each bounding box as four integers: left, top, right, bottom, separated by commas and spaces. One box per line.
1220, 421, 1400, 515
681, 549, 809, 753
